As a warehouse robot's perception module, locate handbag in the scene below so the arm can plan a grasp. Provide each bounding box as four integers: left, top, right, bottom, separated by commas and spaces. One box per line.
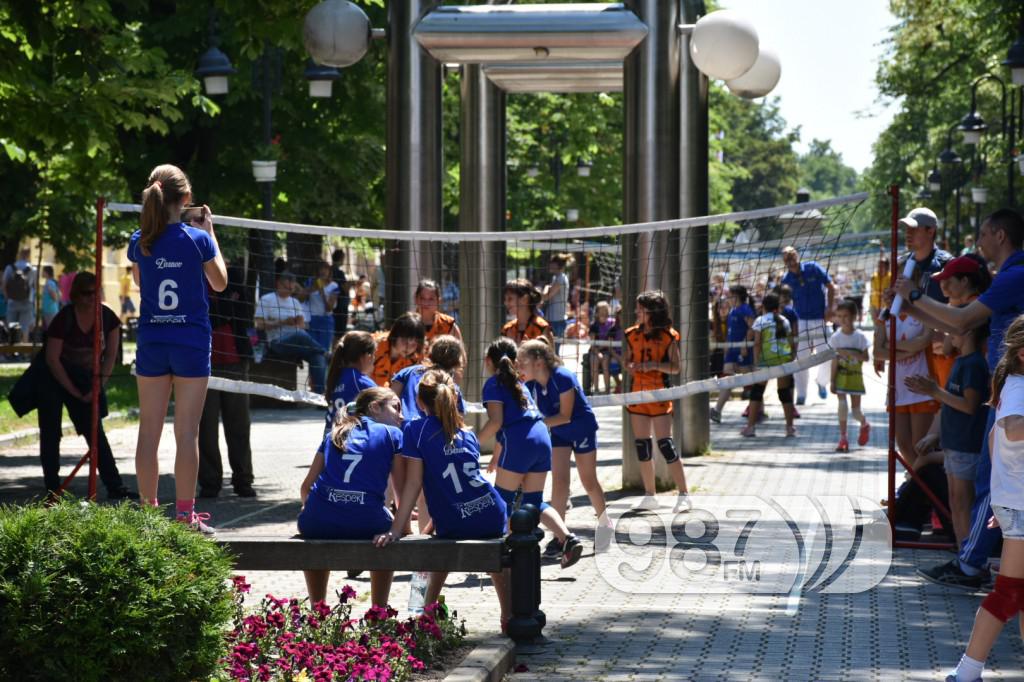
7, 351, 50, 417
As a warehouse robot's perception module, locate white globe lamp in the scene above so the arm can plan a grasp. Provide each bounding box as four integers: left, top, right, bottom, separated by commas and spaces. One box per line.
726, 47, 781, 99
690, 10, 759, 81
303, 0, 372, 69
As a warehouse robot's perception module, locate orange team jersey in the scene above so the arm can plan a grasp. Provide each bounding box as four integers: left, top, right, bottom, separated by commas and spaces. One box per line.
501, 316, 551, 344
424, 312, 457, 342
371, 334, 420, 387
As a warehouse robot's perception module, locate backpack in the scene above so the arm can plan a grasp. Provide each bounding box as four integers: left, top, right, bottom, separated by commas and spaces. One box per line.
6, 265, 30, 302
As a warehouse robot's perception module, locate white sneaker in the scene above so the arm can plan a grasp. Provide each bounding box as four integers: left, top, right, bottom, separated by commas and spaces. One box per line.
633, 495, 660, 511
673, 494, 692, 513
595, 521, 614, 553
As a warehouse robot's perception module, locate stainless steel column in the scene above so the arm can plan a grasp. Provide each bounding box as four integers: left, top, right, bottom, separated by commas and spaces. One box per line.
459, 63, 506, 400
622, 0, 681, 488
678, 0, 711, 458
384, 0, 442, 325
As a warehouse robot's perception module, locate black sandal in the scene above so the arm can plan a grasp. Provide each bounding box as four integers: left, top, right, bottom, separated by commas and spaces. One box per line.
560, 534, 583, 569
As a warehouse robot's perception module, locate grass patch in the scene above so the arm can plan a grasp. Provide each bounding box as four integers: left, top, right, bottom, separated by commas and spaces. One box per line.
0, 363, 138, 435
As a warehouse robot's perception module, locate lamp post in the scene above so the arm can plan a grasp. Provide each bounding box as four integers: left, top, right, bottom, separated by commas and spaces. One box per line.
938, 124, 965, 250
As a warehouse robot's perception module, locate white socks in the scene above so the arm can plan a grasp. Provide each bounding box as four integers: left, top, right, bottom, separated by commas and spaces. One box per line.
953, 654, 984, 682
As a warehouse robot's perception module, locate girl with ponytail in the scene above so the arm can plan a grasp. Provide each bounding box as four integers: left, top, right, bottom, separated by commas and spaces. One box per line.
128, 164, 227, 533
745, 292, 796, 438
312, 331, 378, 475
478, 337, 583, 568
377, 370, 510, 629
518, 339, 613, 553
390, 334, 466, 533
298, 386, 404, 607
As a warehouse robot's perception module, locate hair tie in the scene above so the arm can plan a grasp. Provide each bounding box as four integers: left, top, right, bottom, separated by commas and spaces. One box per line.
345, 401, 359, 416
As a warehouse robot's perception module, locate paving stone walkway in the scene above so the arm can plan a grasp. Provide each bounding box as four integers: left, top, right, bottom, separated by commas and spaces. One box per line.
2, 360, 1022, 680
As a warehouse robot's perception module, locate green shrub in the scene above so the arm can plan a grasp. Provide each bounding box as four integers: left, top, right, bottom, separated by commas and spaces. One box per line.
0, 499, 235, 681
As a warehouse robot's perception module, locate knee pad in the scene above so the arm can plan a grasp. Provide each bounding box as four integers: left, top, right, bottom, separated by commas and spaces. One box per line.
497, 486, 519, 516
749, 383, 766, 401
521, 490, 547, 513
657, 437, 679, 464
777, 387, 794, 405
635, 438, 653, 462
980, 575, 1024, 623
837, 397, 849, 421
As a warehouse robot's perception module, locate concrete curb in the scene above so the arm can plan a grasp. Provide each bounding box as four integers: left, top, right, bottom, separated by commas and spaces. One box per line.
0, 411, 129, 448
443, 635, 516, 682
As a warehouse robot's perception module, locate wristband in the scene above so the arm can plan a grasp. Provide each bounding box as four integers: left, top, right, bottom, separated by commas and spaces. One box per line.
908, 289, 922, 303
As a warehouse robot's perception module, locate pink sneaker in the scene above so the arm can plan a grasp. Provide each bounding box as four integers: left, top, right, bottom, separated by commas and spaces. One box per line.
178, 511, 215, 535
858, 421, 871, 447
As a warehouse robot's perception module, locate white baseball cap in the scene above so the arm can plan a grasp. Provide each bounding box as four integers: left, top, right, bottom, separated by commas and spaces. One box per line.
899, 207, 938, 230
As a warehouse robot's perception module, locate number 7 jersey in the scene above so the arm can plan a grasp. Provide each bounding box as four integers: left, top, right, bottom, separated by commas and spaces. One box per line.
128, 223, 218, 351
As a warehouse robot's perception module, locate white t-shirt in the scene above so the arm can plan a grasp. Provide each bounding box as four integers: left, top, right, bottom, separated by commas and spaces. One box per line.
890, 314, 931, 406
991, 374, 1024, 510
546, 272, 570, 322
752, 313, 791, 364
307, 281, 339, 317
255, 292, 305, 344
830, 328, 869, 353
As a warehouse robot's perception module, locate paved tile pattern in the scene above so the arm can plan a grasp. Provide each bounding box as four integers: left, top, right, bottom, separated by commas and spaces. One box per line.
2, 365, 1023, 680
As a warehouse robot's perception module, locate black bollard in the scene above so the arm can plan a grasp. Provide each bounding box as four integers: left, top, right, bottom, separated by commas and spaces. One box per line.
506, 503, 544, 643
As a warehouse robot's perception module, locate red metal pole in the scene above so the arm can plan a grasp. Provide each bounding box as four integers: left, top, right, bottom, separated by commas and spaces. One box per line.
89, 197, 104, 501
887, 185, 899, 534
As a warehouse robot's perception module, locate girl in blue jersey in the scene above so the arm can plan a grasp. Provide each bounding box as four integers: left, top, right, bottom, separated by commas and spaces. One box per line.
128, 164, 227, 532
479, 337, 583, 568
321, 331, 378, 451
391, 334, 466, 533
298, 386, 403, 607
517, 339, 613, 553
376, 370, 510, 628
711, 285, 755, 423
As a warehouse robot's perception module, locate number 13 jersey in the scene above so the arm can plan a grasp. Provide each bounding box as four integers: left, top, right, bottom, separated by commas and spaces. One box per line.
128, 223, 218, 350
625, 325, 680, 390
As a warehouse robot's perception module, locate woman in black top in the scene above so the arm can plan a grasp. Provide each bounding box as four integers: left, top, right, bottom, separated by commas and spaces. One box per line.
39, 272, 136, 499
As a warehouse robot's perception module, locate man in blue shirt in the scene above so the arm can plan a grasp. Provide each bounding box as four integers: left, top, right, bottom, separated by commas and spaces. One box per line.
780, 246, 836, 404
896, 208, 1024, 590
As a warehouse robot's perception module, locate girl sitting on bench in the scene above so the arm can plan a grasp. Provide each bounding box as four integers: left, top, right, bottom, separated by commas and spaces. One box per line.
298, 386, 403, 607
377, 369, 511, 629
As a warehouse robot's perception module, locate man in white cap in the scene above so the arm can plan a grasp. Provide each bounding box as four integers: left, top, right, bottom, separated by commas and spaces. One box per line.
897, 207, 953, 303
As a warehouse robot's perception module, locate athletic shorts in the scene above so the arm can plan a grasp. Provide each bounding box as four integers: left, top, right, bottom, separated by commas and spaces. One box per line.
297, 491, 393, 539
724, 348, 752, 366
434, 503, 507, 540
627, 400, 673, 417
888, 400, 940, 415
991, 505, 1024, 540
135, 342, 211, 378
497, 420, 552, 474
943, 448, 979, 482
551, 426, 598, 454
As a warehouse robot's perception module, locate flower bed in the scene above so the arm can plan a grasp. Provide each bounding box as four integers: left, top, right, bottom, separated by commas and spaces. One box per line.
219, 577, 466, 682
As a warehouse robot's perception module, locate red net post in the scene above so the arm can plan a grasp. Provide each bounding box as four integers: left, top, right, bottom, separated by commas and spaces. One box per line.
89, 197, 105, 500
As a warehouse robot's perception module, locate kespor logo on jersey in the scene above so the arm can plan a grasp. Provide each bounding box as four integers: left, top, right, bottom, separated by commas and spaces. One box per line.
155, 258, 183, 269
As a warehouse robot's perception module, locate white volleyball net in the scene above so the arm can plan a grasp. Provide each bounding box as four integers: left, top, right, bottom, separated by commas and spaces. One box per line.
107, 192, 879, 411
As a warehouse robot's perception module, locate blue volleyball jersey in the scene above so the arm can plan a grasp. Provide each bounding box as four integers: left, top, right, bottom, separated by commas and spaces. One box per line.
392, 364, 466, 422
482, 375, 543, 436
323, 367, 377, 444
526, 366, 598, 441
311, 417, 402, 508
402, 417, 506, 538
128, 223, 217, 351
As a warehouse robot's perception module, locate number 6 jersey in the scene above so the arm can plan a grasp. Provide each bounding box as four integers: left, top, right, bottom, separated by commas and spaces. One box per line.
128, 222, 218, 350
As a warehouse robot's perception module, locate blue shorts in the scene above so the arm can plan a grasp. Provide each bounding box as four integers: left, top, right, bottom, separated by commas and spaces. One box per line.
724, 347, 751, 366
434, 508, 507, 540
497, 420, 552, 474
551, 426, 598, 454
297, 490, 393, 539
136, 342, 211, 378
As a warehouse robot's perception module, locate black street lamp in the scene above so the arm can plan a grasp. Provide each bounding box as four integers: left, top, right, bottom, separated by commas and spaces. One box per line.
194, 11, 236, 95
938, 123, 965, 250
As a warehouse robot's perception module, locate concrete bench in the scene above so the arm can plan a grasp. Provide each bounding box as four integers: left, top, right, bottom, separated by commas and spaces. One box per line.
217, 506, 547, 644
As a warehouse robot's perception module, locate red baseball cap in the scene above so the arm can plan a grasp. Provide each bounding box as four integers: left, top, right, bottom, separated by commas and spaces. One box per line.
931, 255, 981, 281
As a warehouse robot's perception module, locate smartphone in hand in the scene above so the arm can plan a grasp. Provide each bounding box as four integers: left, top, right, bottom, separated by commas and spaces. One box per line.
181, 205, 207, 223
